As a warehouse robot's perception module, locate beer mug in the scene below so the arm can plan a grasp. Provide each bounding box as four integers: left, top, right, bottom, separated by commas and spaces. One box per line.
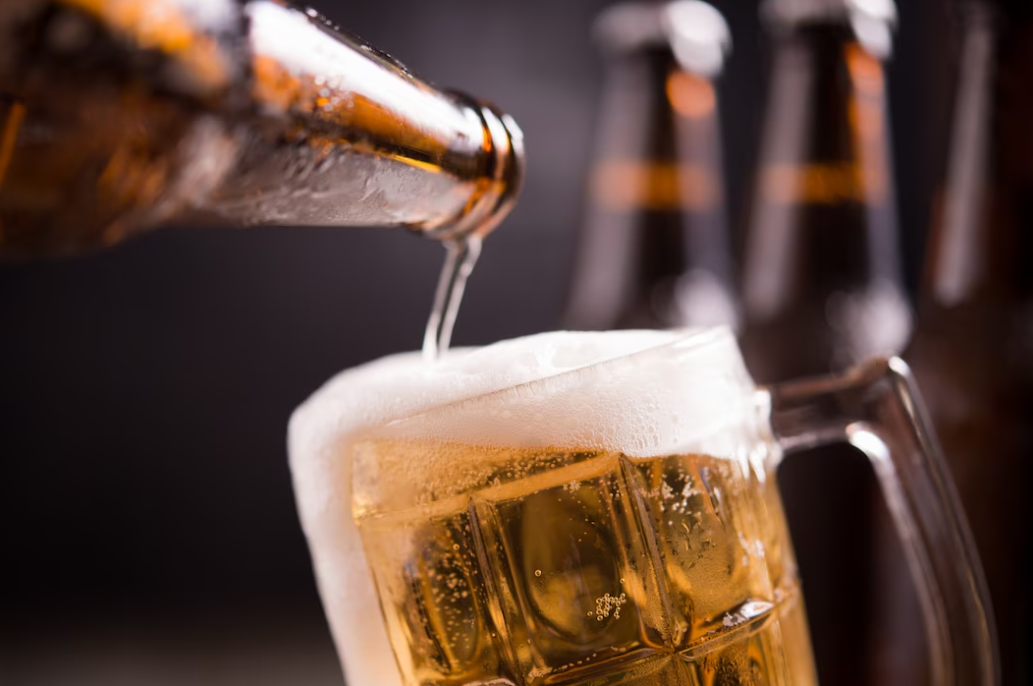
289, 329, 997, 686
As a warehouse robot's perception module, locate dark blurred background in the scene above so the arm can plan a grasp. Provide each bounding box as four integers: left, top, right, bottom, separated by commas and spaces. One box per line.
1, 0, 957, 683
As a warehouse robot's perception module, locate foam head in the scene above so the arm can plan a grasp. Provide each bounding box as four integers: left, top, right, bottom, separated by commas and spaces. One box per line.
287, 328, 760, 686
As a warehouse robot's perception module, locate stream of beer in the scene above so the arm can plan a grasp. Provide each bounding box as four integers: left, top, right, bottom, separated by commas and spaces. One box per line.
422, 236, 483, 361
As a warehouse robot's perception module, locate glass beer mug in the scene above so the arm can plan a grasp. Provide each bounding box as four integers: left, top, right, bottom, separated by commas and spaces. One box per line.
289, 328, 997, 686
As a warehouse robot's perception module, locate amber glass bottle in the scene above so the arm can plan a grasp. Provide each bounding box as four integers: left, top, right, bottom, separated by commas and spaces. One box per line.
564, 1, 738, 331
0, 0, 523, 257
739, 2, 910, 685
896, 2, 1033, 684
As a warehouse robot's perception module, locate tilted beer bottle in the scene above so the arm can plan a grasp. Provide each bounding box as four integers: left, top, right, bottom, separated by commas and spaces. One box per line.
564, 1, 738, 331
739, 1, 910, 684
894, 2, 1033, 684
0, 0, 523, 257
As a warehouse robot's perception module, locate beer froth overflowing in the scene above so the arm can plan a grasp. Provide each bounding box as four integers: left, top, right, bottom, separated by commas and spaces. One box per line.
289, 328, 815, 686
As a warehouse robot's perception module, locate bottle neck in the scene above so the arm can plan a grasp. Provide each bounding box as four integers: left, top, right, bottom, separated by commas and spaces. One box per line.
589, 52, 724, 194
211, 0, 523, 239
741, 24, 910, 378
744, 26, 904, 317
925, 3, 1033, 306
568, 48, 736, 330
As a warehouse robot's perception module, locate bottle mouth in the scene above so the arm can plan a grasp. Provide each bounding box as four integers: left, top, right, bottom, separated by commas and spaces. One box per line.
426, 96, 526, 242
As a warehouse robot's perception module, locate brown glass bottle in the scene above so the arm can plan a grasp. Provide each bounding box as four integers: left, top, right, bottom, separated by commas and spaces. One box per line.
739, 2, 910, 685
0, 0, 523, 257
564, 1, 738, 331
892, 2, 1033, 684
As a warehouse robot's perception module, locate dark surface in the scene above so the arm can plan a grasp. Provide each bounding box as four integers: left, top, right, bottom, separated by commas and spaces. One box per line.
0, 0, 955, 682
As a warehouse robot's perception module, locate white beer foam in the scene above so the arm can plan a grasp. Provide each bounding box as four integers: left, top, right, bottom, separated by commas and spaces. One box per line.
288, 328, 757, 686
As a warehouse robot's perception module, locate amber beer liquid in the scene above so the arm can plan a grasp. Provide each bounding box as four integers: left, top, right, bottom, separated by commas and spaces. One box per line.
356, 448, 814, 686
290, 331, 818, 686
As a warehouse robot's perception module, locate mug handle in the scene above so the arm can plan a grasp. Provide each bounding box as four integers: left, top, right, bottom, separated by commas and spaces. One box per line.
763, 357, 998, 686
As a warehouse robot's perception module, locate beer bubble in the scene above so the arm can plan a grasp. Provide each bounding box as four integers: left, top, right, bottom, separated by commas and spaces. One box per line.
534, 569, 542, 577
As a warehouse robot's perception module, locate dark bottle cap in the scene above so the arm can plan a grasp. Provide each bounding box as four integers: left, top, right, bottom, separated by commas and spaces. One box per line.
593, 1, 732, 77
761, 0, 898, 58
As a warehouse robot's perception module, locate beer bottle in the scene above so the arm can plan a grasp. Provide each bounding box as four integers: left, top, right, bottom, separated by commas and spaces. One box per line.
739, 1, 910, 684
897, 2, 1033, 684
0, 0, 523, 257
564, 1, 738, 331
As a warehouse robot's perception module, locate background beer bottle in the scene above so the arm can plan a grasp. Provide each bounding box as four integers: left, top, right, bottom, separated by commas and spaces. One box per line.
564, 1, 738, 331
739, 1, 910, 685
893, 1, 1033, 683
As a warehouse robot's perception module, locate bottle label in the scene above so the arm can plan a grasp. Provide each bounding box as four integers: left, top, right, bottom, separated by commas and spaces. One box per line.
590, 161, 721, 212
759, 161, 884, 205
